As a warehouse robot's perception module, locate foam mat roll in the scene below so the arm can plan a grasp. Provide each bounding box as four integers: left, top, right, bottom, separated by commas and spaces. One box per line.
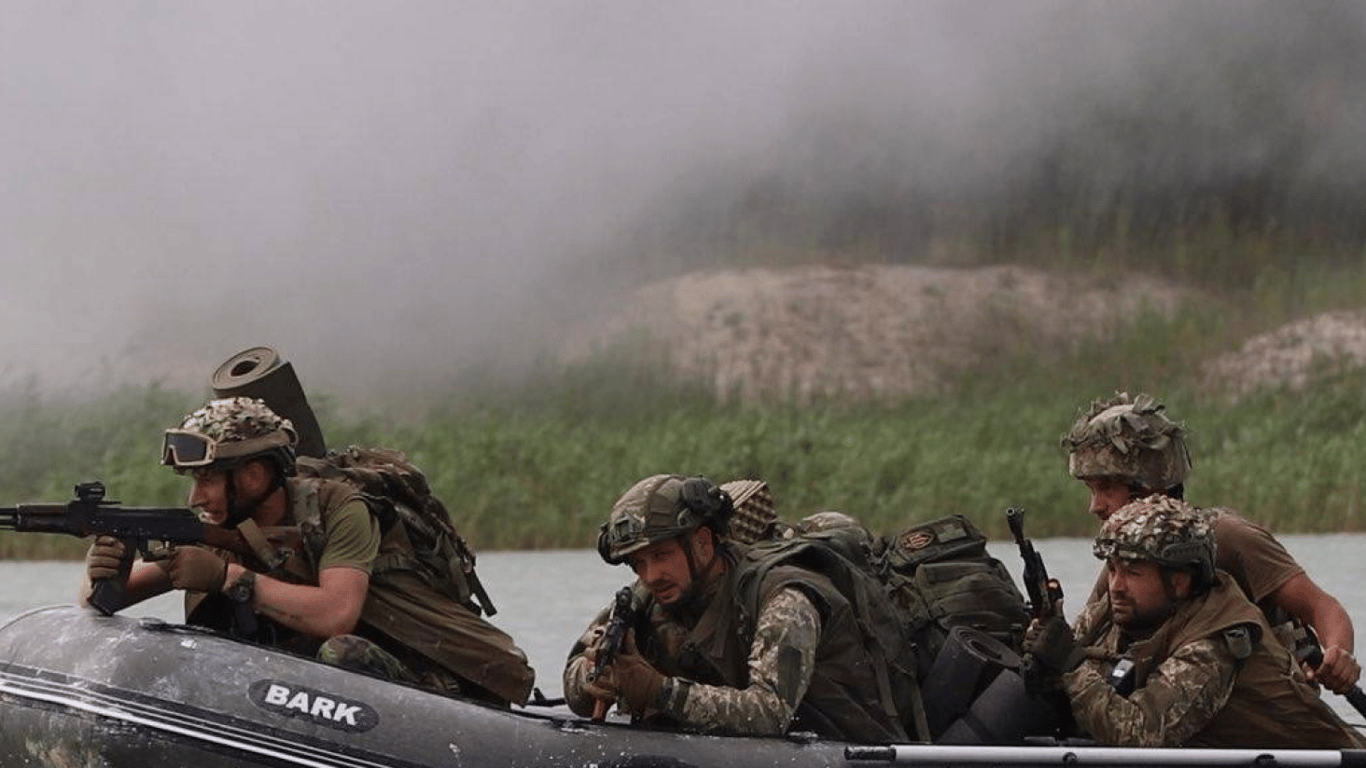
211, 346, 327, 458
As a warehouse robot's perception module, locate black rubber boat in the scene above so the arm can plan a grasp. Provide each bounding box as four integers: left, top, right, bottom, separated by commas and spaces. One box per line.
0, 605, 1362, 768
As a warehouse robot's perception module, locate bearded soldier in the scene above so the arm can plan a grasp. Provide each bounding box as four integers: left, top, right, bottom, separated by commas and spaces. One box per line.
1063, 392, 1359, 694
81, 397, 533, 706
562, 473, 915, 742
1024, 496, 1365, 748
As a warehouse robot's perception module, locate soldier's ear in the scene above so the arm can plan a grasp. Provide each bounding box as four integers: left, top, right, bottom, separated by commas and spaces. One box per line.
692, 526, 715, 560
1171, 570, 1193, 600
237, 458, 277, 492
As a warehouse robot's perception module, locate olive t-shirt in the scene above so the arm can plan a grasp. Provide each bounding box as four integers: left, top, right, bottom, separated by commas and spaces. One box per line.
1086, 507, 1304, 614
317, 497, 382, 574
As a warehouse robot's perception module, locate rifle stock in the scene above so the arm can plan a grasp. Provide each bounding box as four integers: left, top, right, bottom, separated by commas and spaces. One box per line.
0, 482, 275, 615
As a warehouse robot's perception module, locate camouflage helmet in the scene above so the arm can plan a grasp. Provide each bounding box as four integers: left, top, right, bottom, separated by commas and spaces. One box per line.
161, 397, 298, 475
597, 474, 734, 565
1062, 392, 1192, 492
1093, 495, 1215, 587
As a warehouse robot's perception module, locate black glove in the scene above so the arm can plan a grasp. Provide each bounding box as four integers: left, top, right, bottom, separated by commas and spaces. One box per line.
1024, 616, 1085, 676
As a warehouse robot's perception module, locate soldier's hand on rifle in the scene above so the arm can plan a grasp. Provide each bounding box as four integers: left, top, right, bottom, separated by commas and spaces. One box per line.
84, 536, 126, 581
611, 633, 666, 717
578, 643, 618, 704
165, 546, 230, 594
1311, 646, 1361, 695
1024, 615, 1085, 677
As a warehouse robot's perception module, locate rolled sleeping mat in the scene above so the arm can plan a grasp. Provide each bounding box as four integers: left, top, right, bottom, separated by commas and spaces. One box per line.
935, 668, 1066, 745
211, 346, 328, 458
922, 625, 1022, 740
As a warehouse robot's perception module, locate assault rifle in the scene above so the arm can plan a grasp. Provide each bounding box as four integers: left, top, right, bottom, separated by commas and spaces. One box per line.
1007, 507, 1065, 691
1007, 507, 1063, 621
0, 482, 260, 616
589, 585, 638, 721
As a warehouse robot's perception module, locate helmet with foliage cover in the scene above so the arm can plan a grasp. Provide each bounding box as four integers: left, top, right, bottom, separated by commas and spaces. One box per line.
161, 397, 298, 476
1093, 494, 1215, 589
1062, 392, 1192, 492
597, 474, 734, 565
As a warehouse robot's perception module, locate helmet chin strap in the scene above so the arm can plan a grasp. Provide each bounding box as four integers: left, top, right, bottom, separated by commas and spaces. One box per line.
221, 462, 285, 529
665, 530, 719, 622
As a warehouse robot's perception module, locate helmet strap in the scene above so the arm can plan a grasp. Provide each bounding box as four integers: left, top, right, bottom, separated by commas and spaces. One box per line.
222, 460, 285, 530
664, 529, 721, 624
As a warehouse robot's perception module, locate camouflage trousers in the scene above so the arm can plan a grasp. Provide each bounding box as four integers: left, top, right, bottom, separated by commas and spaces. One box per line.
316, 635, 463, 694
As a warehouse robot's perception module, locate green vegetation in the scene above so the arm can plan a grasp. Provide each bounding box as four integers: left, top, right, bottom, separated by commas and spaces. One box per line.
3, 246, 1366, 559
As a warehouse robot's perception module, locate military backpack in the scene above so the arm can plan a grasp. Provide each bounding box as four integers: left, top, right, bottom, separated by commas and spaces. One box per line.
882, 514, 1029, 676
295, 445, 496, 616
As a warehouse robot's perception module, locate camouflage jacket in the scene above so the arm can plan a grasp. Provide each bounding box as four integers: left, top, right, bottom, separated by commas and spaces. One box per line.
564, 543, 908, 742
1068, 572, 1364, 748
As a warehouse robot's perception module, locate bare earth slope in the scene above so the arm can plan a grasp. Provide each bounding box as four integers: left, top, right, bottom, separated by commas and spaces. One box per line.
563, 264, 1185, 400
563, 264, 1366, 401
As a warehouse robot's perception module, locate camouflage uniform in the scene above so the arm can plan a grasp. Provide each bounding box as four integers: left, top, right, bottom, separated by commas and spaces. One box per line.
168, 398, 534, 705
1066, 393, 1337, 660
565, 559, 824, 735
1064, 497, 1364, 748
565, 474, 908, 742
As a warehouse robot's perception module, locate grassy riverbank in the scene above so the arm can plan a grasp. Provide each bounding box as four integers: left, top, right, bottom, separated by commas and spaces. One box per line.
3, 263, 1366, 558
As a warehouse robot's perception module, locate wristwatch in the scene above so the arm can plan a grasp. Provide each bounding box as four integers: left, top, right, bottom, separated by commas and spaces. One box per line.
226, 571, 257, 606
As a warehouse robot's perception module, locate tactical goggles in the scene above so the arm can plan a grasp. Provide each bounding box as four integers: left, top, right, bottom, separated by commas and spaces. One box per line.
161, 430, 218, 468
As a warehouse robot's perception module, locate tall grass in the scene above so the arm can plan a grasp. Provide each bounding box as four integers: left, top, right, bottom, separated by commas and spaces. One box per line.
3, 239, 1366, 557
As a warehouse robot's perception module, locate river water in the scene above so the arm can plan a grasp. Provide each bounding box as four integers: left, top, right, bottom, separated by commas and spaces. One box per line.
3, 534, 1364, 727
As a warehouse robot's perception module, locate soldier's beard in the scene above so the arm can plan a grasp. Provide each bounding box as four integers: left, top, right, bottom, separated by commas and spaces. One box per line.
661, 546, 723, 627
223, 481, 272, 530
1115, 597, 1180, 635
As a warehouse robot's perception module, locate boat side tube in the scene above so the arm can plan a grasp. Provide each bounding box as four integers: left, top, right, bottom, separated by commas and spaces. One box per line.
847, 745, 1366, 767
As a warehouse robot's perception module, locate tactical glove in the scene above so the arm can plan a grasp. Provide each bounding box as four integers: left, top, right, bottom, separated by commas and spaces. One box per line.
613, 635, 667, 717
166, 546, 229, 594
85, 536, 127, 581
1024, 615, 1085, 676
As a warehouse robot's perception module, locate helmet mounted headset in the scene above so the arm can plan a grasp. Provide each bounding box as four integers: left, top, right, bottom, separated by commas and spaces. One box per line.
597, 474, 734, 566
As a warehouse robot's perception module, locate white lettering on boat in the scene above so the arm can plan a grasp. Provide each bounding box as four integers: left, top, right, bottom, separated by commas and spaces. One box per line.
250, 680, 379, 732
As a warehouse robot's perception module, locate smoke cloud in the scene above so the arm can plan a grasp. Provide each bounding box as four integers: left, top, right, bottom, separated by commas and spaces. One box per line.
2, 1, 1362, 407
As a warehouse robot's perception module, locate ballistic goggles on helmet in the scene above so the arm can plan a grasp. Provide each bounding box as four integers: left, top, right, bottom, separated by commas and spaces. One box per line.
160, 427, 296, 471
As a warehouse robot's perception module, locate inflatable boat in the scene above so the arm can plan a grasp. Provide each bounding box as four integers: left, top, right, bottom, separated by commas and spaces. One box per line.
0, 605, 1362, 768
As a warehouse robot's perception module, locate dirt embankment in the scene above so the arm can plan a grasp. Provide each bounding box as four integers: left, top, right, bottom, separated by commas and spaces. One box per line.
561, 264, 1366, 400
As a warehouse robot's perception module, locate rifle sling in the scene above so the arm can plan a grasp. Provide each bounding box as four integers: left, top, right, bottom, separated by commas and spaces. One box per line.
236, 519, 311, 581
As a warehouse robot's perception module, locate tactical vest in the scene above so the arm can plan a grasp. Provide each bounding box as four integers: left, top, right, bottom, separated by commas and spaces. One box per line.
635, 539, 920, 743
1076, 573, 1365, 748
883, 515, 1030, 675
191, 474, 535, 707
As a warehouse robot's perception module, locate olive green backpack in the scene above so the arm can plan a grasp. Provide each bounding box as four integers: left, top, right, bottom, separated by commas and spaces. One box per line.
882, 515, 1029, 676
295, 445, 495, 616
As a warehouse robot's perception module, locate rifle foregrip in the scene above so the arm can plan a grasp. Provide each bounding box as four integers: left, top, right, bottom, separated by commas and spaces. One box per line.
88, 537, 137, 616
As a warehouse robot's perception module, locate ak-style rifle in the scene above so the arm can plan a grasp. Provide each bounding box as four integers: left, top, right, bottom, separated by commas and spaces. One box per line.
1007, 507, 1065, 691
589, 585, 638, 721
0, 481, 263, 616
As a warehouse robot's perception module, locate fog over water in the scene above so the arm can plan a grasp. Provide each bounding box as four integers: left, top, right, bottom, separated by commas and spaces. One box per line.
2, 2, 1363, 408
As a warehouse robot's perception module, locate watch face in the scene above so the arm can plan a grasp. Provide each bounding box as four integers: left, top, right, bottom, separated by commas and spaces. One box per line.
229, 574, 255, 603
